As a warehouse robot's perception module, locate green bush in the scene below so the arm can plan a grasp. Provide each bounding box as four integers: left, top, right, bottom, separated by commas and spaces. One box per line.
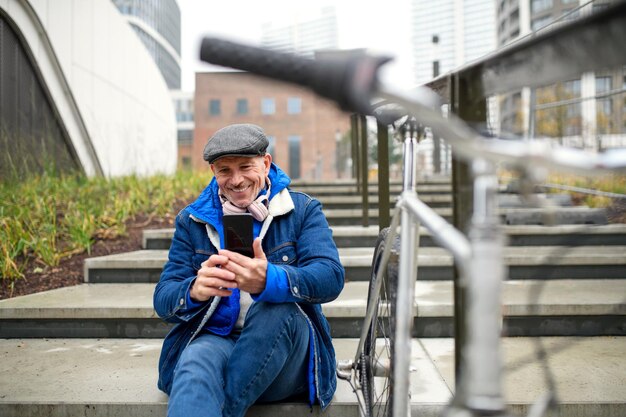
546, 173, 625, 208
0, 170, 211, 284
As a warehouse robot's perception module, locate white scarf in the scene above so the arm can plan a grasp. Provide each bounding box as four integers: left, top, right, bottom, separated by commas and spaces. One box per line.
219, 178, 270, 221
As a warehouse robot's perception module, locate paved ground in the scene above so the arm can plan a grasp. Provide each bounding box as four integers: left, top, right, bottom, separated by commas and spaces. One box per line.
1, 337, 624, 416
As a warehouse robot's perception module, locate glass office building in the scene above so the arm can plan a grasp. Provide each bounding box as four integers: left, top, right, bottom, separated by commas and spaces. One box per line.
111, 0, 181, 89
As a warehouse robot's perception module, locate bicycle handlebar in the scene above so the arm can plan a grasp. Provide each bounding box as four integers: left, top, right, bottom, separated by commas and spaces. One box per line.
200, 36, 626, 175
200, 37, 391, 116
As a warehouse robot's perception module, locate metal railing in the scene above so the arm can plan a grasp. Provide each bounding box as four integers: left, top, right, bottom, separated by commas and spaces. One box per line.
348, 0, 626, 383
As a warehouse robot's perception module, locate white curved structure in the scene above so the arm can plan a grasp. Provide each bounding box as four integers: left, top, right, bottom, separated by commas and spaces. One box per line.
124, 14, 182, 87
0, 0, 177, 177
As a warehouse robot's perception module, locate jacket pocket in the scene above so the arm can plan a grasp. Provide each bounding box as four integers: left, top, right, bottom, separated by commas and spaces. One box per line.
266, 242, 297, 265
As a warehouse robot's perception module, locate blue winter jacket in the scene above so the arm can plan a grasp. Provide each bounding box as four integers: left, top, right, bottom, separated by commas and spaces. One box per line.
153, 163, 345, 409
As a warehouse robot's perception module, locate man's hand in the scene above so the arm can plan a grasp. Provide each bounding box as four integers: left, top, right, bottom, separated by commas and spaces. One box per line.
219, 238, 267, 294
190, 254, 237, 302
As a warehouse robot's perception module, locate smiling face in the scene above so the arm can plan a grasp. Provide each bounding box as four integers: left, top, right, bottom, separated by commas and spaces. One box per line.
211, 154, 272, 208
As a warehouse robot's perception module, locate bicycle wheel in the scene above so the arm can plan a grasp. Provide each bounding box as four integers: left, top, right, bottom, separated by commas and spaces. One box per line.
360, 227, 399, 417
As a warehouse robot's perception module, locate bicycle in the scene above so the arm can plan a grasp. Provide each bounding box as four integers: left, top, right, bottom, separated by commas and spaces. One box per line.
198, 12, 626, 417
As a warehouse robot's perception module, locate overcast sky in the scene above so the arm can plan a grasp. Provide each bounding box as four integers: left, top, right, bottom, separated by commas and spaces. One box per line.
178, 0, 414, 92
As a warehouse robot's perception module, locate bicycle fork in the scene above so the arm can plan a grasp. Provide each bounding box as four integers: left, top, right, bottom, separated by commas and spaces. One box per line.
393, 128, 422, 417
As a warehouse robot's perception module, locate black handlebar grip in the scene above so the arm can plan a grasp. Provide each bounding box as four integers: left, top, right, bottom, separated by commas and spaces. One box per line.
199, 36, 392, 116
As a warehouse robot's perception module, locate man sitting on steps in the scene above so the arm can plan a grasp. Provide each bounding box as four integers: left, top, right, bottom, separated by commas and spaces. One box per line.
153, 123, 345, 417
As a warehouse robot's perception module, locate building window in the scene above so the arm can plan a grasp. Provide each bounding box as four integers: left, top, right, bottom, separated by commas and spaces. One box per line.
531, 15, 553, 31
267, 135, 276, 160
236, 99, 248, 115
288, 135, 301, 179
177, 129, 193, 145
564, 80, 581, 133
592, 3, 610, 12
562, 8, 579, 21
287, 97, 302, 114
596, 76, 613, 134
596, 76, 612, 95
261, 98, 275, 115
531, 0, 553, 14
180, 112, 193, 122
432, 61, 440, 78
563, 79, 581, 136
536, 80, 582, 138
175, 98, 194, 122
510, 9, 519, 26
209, 99, 221, 116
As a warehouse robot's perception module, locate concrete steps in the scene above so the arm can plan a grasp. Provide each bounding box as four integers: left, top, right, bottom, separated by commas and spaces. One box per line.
318, 193, 453, 209
143, 224, 626, 249
3, 176, 625, 416
323, 206, 608, 226
1, 280, 624, 339
336, 223, 626, 246
83, 245, 626, 283
289, 176, 449, 187
291, 178, 606, 226
290, 183, 451, 195
316, 193, 574, 210
1, 337, 624, 417
292, 205, 610, 226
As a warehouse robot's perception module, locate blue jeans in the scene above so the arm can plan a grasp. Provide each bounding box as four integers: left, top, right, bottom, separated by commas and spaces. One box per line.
167, 302, 310, 417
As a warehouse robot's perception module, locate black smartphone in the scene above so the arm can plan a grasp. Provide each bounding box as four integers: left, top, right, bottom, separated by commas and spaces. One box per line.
223, 213, 254, 257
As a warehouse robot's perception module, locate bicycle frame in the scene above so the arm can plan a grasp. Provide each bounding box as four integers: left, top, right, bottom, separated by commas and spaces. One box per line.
343, 79, 623, 416
338, 81, 626, 417
373, 79, 624, 416
341, 121, 511, 417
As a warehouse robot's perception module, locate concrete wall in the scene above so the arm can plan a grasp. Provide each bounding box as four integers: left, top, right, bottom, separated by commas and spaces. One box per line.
0, 0, 177, 177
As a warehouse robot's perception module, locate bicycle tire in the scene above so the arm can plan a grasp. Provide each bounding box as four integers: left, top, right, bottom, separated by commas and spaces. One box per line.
360, 227, 400, 417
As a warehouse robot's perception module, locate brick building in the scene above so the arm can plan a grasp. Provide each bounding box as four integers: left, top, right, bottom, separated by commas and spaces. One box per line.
193, 72, 351, 180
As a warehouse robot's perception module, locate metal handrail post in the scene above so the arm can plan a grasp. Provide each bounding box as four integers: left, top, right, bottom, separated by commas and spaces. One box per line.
377, 121, 391, 230
449, 74, 468, 386
351, 113, 360, 186
450, 69, 486, 387
360, 114, 370, 227
433, 134, 441, 174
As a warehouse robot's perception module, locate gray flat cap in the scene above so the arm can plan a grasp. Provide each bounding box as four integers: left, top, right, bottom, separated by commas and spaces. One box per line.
203, 124, 269, 163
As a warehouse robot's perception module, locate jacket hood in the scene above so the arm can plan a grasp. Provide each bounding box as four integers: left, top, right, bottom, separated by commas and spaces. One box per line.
186, 162, 291, 227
